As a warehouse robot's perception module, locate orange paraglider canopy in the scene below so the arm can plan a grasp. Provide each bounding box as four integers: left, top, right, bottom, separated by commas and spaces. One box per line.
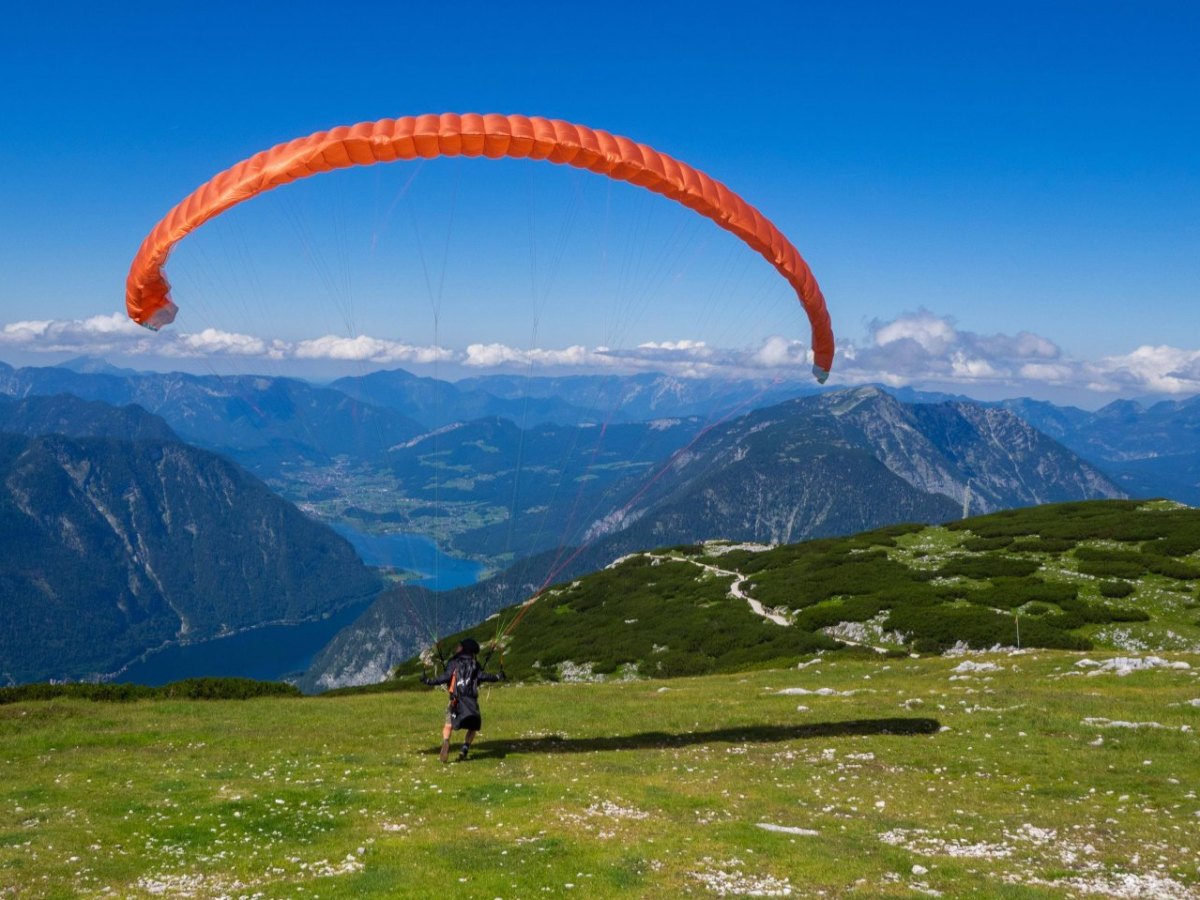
126, 113, 835, 380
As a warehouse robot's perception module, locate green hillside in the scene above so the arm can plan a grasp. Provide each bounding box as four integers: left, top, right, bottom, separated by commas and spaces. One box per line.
395, 500, 1199, 685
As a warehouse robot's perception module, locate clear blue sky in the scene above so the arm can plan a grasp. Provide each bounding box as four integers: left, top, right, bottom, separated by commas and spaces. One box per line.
1, 0, 1197, 403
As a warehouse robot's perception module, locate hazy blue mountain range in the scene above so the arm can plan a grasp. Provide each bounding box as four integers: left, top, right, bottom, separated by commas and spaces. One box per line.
6, 359, 1197, 504
0, 415, 380, 684
329, 368, 604, 428
455, 371, 819, 421
0, 394, 178, 443
0, 361, 424, 479
1000, 395, 1200, 504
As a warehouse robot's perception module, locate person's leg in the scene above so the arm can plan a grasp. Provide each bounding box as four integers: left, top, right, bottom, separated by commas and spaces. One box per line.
440, 719, 453, 763
459, 729, 477, 760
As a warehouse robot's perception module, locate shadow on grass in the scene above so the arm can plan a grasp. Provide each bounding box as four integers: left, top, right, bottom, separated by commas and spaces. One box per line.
428, 717, 941, 759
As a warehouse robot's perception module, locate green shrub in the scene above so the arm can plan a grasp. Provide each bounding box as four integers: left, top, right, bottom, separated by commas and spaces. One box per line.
963, 536, 1015, 552
1058, 596, 1149, 624
792, 596, 888, 631
1009, 537, 1077, 553
0, 677, 300, 704
1144, 557, 1200, 580
748, 550, 921, 609
1075, 546, 1142, 563
938, 556, 1042, 580
956, 500, 1164, 543
0, 682, 155, 704
885, 604, 1090, 652
1143, 533, 1200, 557
655, 651, 715, 678
1043, 611, 1085, 630
157, 678, 301, 700
1076, 559, 1148, 580
968, 577, 1077, 610
1098, 580, 1135, 598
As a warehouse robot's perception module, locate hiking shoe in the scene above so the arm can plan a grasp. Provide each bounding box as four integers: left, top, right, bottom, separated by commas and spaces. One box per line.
457, 746, 470, 762
439, 742, 450, 764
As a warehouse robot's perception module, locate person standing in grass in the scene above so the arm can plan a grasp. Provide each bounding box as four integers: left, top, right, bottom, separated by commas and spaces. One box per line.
422, 638, 505, 762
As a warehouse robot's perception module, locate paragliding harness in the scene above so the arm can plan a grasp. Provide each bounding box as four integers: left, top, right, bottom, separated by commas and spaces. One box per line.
446, 654, 483, 702
441, 652, 487, 731
446, 661, 464, 715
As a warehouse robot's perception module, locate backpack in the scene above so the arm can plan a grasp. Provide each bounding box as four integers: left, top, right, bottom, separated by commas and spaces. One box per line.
446, 655, 480, 705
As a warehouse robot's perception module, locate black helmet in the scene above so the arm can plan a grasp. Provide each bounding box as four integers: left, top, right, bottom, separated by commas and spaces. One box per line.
460, 638, 481, 655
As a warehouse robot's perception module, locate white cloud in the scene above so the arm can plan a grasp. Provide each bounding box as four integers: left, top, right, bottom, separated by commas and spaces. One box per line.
293, 335, 454, 364
1084, 345, 1200, 394
948, 351, 1000, 380
751, 335, 810, 368
872, 310, 957, 354
636, 339, 711, 354
2, 309, 1198, 401
1, 313, 150, 353
462, 343, 606, 368
1017, 362, 1076, 384
833, 310, 1200, 397
170, 329, 283, 359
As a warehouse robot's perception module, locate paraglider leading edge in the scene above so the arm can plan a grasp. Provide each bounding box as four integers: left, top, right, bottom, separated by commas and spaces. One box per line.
126, 113, 835, 380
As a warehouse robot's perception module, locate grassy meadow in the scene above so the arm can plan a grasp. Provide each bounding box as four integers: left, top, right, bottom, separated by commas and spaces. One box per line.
4, 651, 1199, 898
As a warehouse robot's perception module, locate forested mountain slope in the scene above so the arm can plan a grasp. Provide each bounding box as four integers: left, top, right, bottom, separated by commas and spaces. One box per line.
0, 431, 380, 684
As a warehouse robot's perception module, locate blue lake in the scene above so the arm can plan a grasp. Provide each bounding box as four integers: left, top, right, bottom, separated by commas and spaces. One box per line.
329, 525, 485, 591
115, 600, 372, 687
114, 526, 484, 688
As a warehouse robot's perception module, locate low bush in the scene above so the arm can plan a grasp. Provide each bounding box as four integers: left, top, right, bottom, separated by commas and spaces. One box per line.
1076, 559, 1148, 580
1058, 596, 1149, 624
1009, 537, 1077, 553
955, 500, 1171, 543
885, 604, 1090, 652
1098, 580, 1135, 598
792, 596, 888, 631
1074, 546, 1142, 563
963, 536, 1015, 552
968, 577, 1077, 610
654, 651, 715, 678
157, 678, 302, 700
938, 556, 1042, 580
1144, 557, 1200, 580
0, 677, 301, 704
1144, 533, 1200, 557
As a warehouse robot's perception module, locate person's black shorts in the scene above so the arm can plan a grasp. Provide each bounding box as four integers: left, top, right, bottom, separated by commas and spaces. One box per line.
452, 712, 482, 731
447, 701, 482, 732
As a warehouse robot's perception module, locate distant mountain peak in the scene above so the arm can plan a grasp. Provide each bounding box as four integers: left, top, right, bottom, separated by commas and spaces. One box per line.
54, 356, 140, 377
827, 385, 887, 414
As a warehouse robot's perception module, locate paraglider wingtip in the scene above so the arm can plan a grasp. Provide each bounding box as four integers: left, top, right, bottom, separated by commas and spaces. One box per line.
142, 301, 179, 332
811, 364, 830, 385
